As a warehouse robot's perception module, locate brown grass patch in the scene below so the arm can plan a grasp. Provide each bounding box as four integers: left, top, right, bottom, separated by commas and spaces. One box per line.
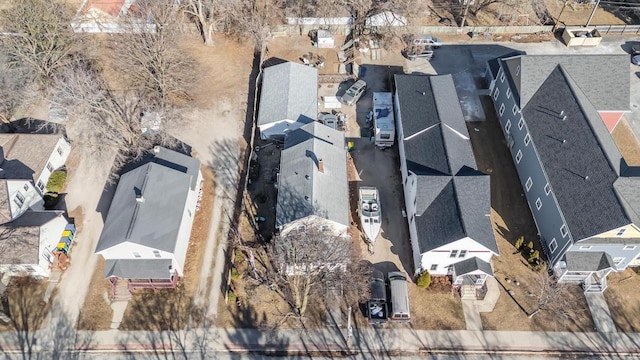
612, 117, 640, 166
409, 283, 465, 330
0, 278, 51, 332
605, 268, 640, 332
76, 257, 113, 330
182, 166, 216, 297
120, 284, 193, 331
544, 0, 626, 26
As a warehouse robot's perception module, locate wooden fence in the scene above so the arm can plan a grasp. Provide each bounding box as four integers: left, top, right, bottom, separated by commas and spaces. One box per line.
593, 24, 640, 35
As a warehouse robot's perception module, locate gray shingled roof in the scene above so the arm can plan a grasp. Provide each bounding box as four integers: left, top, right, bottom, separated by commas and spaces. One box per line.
0, 210, 65, 265
257, 62, 318, 127
504, 55, 630, 111
394, 74, 439, 138
152, 147, 201, 190
565, 251, 615, 272
521, 66, 630, 241
614, 177, 640, 226
96, 149, 199, 254
276, 122, 348, 229
104, 259, 173, 279
0, 134, 64, 181
396, 74, 497, 255
453, 256, 494, 277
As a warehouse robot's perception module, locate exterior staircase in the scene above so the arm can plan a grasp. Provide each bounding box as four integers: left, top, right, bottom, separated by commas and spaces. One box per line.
460, 285, 477, 300
111, 279, 133, 301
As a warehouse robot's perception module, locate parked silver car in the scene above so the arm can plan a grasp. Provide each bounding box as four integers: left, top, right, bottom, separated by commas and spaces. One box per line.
412, 34, 442, 48
340, 79, 367, 106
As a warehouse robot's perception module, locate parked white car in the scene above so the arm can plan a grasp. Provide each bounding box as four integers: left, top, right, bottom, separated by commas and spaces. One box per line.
340, 80, 367, 106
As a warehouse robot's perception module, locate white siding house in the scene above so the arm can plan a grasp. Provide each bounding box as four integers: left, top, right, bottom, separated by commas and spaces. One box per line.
96, 147, 202, 291
394, 74, 498, 291
276, 122, 349, 238
257, 62, 318, 140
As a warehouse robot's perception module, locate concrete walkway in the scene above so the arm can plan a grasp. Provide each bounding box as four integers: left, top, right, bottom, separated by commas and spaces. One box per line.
585, 292, 617, 333
3, 328, 640, 357
460, 277, 500, 330
461, 300, 483, 330
109, 301, 129, 330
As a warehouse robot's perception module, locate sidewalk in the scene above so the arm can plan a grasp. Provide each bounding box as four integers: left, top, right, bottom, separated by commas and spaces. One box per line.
4, 327, 640, 356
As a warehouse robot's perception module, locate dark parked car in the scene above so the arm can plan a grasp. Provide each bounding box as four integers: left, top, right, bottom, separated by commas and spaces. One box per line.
367, 270, 388, 326
632, 44, 640, 66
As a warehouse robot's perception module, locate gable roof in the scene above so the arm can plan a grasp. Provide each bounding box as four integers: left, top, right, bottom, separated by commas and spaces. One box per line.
96, 148, 199, 253
521, 66, 631, 241
257, 62, 318, 127
104, 258, 173, 279
395, 74, 497, 255
502, 55, 629, 111
453, 256, 494, 277
565, 251, 615, 272
276, 122, 348, 228
0, 210, 65, 265
0, 134, 64, 181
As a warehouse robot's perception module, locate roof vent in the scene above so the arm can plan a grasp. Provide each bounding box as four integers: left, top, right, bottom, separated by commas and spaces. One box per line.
584, 175, 589, 181
318, 158, 324, 173
305, 175, 310, 180
562, 139, 567, 144
136, 194, 144, 203
304, 195, 310, 201
153, 146, 161, 154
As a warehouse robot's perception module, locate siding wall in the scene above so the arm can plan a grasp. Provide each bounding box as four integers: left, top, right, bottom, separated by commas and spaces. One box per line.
489, 65, 572, 266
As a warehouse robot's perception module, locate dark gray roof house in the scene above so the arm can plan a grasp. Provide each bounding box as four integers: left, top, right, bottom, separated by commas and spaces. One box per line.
257, 62, 318, 139
95, 147, 201, 281
276, 121, 349, 231
488, 53, 640, 291
395, 74, 498, 275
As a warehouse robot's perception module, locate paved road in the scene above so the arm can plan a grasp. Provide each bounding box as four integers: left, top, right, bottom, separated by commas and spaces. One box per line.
2, 328, 640, 359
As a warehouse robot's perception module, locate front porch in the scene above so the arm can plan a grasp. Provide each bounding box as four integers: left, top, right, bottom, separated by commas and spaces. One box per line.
554, 251, 615, 293
451, 257, 495, 300
109, 273, 179, 300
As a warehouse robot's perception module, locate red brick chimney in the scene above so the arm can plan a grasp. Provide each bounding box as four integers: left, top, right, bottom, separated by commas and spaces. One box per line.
318, 158, 324, 173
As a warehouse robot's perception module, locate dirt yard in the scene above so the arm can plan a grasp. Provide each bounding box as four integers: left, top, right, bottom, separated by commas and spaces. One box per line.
545, 0, 629, 26
76, 258, 113, 330
467, 98, 594, 331
605, 268, 640, 332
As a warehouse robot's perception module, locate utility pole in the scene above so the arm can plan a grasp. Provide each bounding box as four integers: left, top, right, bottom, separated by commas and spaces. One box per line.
553, 1, 568, 32
585, 0, 601, 27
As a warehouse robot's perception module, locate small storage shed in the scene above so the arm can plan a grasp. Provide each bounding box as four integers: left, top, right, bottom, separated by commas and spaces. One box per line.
316, 30, 335, 48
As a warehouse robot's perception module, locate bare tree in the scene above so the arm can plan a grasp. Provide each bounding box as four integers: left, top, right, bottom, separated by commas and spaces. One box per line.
0, 65, 33, 125
222, 0, 286, 50
528, 271, 586, 320
0, 0, 78, 86
459, 0, 519, 26
48, 60, 179, 171
115, 0, 197, 109
266, 221, 369, 323
182, 0, 217, 46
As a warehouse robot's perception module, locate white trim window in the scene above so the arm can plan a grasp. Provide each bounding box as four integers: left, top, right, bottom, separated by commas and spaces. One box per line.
493, 88, 500, 101
561, 224, 568, 238
549, 238, 557, 253
535, 197, 542, 210
505, 119, 512, 133
515, 65, 521, 76
524, 133, 531, 146
499, 103, 505, 116
525, 177, 533, 191
430, 264, 438, 271
506, 87, 511, 98
544, 183, 551, 195
515, 150, 523, 164
624, 245, 636, 250
512, 104, 518, 115
458, 250, 467, 258
518, 118, 524, 130
46, 162, 54, 173
500, 72, 505, 83
23, 184, 29, 192
616, 228, 626, 236
450, 250, 459, 258
37, 180, 45, 191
